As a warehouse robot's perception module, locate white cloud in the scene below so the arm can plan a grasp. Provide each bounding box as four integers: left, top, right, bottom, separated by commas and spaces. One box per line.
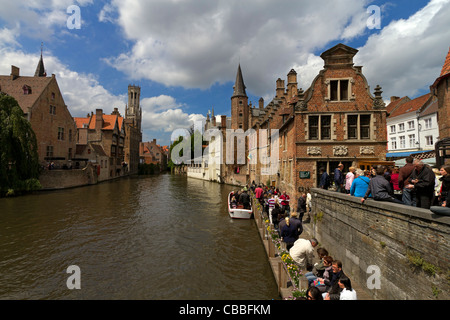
105, 0, 372, 96
0, 44, 203, 139
142, 108, 205, 133
0, 0, 94, 40
141, 95, 184, 112
98, 3, 116, 23
355, 0, 450, 99
0, 46, 126, 117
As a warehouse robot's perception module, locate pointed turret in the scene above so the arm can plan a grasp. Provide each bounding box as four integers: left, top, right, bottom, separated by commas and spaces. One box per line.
34, 45, 47, 77
232, 64, 247, 98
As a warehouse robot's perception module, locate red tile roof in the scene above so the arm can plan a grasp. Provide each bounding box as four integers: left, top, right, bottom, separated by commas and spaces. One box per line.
386, 96, 409, 115
75, 113, 123, 131
0, 75, 53, 113
440, 47, 450, 77
74, 117, 90, 129
388, 93, 431, 118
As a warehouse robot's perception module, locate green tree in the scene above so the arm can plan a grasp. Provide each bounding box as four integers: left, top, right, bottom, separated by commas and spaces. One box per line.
0, 94, 41, 196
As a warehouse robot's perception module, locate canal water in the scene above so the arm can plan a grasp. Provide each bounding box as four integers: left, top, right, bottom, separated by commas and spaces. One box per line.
0, 174, 279, 300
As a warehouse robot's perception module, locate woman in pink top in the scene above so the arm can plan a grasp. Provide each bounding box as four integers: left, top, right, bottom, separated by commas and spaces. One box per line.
345, 167, 356, 194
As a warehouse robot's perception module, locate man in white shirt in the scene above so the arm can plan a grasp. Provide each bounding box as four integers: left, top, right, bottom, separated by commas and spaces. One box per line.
289, 238, 318, 270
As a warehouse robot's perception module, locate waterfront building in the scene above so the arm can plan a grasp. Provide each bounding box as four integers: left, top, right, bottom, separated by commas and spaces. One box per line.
140, 139, 168, 171
225, 43, 389, 199
186, 111, 229, 183
74, 108, 126, 181
0, 54, 77, 167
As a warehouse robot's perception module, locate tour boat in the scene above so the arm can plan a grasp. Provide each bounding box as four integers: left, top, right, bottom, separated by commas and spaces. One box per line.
228, 191, 253, 219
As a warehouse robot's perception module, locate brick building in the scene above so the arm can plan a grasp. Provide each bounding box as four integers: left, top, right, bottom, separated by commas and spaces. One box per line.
0, 55, 77, 167
225, 43, 389, 201
140, 139, 168, 171
124, 85, 142, 174
74, 109, 126, 180
432, 47, 450, 166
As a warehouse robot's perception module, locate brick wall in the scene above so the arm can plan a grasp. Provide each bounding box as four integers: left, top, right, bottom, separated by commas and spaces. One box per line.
436, 78, 450, 139
39, 163, 97, 190
30, 77, 77, 165
310, 188, 450, 300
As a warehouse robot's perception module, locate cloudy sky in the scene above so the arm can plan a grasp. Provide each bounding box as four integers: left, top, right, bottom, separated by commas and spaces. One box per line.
1, 0, 449, 145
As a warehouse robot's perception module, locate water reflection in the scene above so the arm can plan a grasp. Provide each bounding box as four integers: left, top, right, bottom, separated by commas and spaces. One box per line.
0, 174, 278, 300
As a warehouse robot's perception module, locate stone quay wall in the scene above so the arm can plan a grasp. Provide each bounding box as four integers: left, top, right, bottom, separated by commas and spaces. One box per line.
310, 188, 449, 300
39, 163, 97, 190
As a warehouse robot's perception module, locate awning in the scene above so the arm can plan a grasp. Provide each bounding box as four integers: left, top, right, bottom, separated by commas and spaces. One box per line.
395, 158, 436, 167
386, 150, 434, 158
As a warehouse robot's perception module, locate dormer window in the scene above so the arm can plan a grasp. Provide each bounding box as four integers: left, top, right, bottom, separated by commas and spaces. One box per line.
22, 85, 32, 95
327, 79, 352, 102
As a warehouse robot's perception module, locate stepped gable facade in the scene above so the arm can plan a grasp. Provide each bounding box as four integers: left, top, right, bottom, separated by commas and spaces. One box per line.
227, 43, 388, 199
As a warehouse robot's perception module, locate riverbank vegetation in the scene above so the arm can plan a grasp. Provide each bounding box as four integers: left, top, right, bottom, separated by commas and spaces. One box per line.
138, 163, 160, 175
168, 129, 206, 172
0, 94, 41, 197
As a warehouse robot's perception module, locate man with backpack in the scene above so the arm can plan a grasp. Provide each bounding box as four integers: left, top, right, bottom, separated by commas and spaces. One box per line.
319, 167, 330, 190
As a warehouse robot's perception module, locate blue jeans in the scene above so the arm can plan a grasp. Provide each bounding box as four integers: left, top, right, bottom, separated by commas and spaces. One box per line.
402, 188, 416, 206
305, 272, 317, 286
430, 206, 450, 216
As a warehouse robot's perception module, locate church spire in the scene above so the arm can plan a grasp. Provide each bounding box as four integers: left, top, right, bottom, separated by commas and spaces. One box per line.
34, 43, 47, 77
232, 64, 247, 98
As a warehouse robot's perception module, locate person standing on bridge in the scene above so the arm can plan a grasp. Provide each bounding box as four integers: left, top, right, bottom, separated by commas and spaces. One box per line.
398, 156, 416, 206
319, 167, 331, 190
296, 193, 307, 221
334, 164, 345, 193
405, 160, 435, 209
255, 184, 264, 204
280, 191, 290, 213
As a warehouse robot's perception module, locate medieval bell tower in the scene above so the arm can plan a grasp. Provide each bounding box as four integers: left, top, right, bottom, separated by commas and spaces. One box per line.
126, 85, 142, 131
231, 64, 249, 131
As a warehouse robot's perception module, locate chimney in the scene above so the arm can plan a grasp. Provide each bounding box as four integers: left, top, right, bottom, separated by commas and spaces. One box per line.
153, 139, 156, 144
276, 78, 285, 98
259, 97, 264, 109
390, 96, 400, 103
221, 115, 227, 128
287, 69, 298, 98
10, 66, 20, 80
95, 109, 103, 129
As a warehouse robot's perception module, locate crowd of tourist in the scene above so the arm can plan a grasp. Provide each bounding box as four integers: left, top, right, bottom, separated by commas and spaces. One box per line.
319, 157, 450, 216
245, 182, 357, 300
288, 238, 358, 300
238, 160, 449, 300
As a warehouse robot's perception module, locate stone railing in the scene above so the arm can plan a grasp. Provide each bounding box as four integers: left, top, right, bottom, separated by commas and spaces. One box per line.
310, 188, 450, 300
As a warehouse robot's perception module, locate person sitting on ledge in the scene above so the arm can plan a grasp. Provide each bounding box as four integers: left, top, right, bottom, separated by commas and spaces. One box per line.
361, 165, 403, 205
